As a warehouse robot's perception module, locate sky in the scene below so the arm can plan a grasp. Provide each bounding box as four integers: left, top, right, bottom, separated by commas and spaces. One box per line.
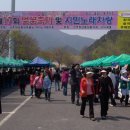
0, 0, 130, 39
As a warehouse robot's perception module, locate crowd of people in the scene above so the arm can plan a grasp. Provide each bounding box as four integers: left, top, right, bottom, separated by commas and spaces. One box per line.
70, 64, 130, 121
0, 64, 130, 120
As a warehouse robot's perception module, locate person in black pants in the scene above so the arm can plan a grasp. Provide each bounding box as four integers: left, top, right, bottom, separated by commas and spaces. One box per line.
80, 72, 95, 121
53, 69, 61, 91
70, 64, 82, 105
0, 72, 3, 114
98, 70, 114, 120
70, 64, 77, 104
18, 70, 27, 96
93, 69, 100, 103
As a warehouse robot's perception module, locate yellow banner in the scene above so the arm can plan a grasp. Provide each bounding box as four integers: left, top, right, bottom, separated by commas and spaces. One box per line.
118, 11, 130, 30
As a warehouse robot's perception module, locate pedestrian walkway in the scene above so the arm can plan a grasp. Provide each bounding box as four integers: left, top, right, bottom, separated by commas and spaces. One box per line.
0, 84, 130, 130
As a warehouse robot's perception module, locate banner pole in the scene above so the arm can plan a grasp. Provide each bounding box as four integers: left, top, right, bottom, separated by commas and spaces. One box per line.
8, 0, 15, 59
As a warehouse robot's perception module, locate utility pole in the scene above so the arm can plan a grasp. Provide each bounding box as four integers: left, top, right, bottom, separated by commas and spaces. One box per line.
8, 0, 15, 59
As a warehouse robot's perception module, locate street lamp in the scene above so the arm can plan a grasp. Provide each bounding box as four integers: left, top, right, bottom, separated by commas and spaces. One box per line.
8, 0, 15, 59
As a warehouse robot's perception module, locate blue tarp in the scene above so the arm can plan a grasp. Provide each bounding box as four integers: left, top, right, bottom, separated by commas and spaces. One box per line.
29, 57, 50, 66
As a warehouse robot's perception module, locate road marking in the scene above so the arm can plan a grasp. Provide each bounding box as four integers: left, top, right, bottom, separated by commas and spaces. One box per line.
2, 112, 14, 114
2, 96, 27, 99
0, 96, 31, 127
2, 103, 21, 105
38, 126, 42, 129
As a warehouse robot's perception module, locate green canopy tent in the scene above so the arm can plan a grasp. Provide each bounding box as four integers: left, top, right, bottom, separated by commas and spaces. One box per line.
0, 56, 30, 68
0, 57, 4, 67
100, 54, 130, 66
0, 57, 9, 67
111, 54, 130, 66
81, 60, 93, 67
4, 57, 18, 67
81, 54, 130, 67
91, 56, 109, 67
81, 56, 108, 67
101, 55, 117, 66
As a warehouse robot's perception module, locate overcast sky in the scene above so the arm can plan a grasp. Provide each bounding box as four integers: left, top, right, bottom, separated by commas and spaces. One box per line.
0, 0, 130, 39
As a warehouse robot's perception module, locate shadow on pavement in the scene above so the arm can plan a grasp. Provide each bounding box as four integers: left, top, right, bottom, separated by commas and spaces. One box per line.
1, 85, 19, 98
50, 99, 66, 102
96, 115, 130, 122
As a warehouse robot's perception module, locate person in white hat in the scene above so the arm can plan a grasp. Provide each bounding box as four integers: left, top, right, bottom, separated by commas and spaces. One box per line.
80, 71, 96, 121
98, 69, 114, 120
120, 69, 129, 106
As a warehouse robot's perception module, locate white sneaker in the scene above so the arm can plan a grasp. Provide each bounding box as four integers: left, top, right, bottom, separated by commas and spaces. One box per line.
109, 104, 113, 107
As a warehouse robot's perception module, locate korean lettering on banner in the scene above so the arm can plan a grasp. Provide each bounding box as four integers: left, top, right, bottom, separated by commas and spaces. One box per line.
0, 11, 117, 30
0, 11, 54, 29
63, 11, 117, 29
21, 16, 53, 25
118, 11, 130, 30
0, 12, 12, 29
19, 11, 54, 29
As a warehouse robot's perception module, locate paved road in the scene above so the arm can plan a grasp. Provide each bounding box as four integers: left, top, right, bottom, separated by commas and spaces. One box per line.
0, 84, 130, 130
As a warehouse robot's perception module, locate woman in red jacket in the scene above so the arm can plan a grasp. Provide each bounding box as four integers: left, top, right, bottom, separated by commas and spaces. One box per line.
80, 71, 95, 121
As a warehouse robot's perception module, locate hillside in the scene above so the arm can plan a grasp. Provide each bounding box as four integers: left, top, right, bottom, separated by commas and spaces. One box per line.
86, 30, 130, 60
23, 30, 95, 53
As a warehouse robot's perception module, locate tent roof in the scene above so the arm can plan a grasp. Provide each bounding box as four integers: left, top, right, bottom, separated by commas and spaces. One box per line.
81, 54, 130, 67
29, 57, 50, 65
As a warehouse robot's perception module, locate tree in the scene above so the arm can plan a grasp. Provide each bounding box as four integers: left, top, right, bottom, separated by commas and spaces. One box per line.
0, 31, 9, 57
52, 48, 64, 66
38, 50, 53, 61
50, 47, 82, 67
11, 31, 40, 60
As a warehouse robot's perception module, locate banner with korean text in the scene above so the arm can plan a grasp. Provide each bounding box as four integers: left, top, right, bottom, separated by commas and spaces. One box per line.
0, 11, 129, 30
118, 11, 130, 30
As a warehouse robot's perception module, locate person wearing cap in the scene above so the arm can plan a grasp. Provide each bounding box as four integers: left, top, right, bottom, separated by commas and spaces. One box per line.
80, 71, 96, 121
120, 69, 129, 106
97, 69, 114, 120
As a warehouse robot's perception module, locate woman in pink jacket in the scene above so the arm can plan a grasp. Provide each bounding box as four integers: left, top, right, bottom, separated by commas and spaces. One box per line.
33, 72, 43, 98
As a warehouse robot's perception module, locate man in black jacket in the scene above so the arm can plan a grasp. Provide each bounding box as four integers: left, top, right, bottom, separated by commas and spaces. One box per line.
98, 70, 114, 120
70, 64, 82, 106
18, 70, 27, 96
53, 69, 61, 91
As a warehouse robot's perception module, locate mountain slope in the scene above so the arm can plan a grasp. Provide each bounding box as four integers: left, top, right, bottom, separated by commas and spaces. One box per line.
86, 30, 130, 60
23, 30, 95, 51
